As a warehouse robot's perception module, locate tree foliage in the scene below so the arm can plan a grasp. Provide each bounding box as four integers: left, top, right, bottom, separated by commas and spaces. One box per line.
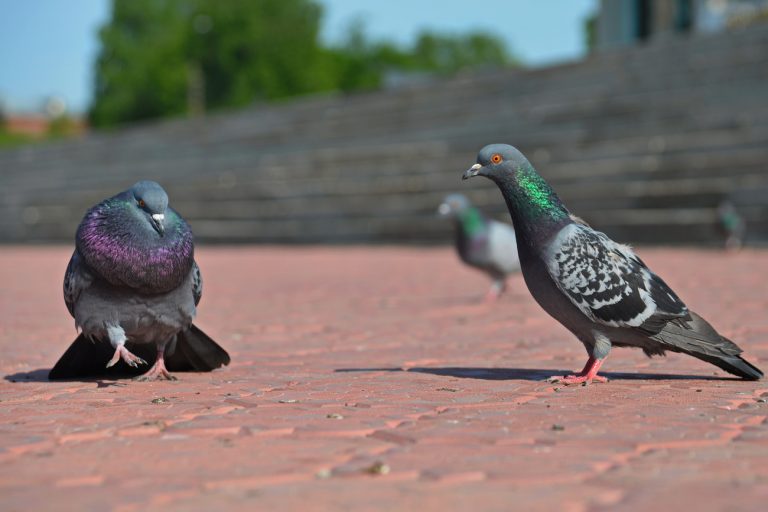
90, 0, 516, 127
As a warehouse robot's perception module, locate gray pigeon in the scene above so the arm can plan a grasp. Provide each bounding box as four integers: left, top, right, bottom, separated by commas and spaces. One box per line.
49, 181, 230, 381
438, 193, 520, 301
463, 144, 762, 383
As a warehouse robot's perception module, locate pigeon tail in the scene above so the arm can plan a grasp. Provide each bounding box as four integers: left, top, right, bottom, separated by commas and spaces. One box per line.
49, 326, 230, 380
167, 324, 231, 372
49, 333, 115, 379
651, 311, 763, 381
688, 352, 763, 381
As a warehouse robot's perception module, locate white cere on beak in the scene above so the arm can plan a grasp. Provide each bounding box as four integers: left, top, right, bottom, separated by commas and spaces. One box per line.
438, 203, 451, 215
152, 214, 165, 221
470, 163, 481, 170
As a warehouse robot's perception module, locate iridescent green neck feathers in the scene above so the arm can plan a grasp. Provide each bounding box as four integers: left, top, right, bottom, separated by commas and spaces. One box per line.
515, 164, 567, 219
491, 162, 569, 233
459, 207, 487, 236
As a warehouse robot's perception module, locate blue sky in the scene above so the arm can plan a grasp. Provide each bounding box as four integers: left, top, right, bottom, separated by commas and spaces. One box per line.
0, 0, 596, 114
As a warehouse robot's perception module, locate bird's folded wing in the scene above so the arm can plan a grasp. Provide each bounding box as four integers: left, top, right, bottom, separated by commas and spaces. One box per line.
63, 251, 93, 318
546, 224, 688, 332
192, 260, 203, 306
488, 221, 520, 273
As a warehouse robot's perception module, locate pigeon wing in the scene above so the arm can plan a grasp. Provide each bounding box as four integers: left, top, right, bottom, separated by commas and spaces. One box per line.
63, 251, 94, 318
487, 220, 520, 274
546, 224, 688, 332
192, 260, 203, 306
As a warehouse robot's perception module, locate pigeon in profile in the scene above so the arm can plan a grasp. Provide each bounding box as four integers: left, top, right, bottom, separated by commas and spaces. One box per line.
463, 144, 762, 383
49, 181, 230, 381
438, 193, 520, 301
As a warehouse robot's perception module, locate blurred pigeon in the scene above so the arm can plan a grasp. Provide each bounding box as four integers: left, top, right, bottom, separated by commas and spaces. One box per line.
49, 181, 230, 381
463, 144, 762, 383
717, 199, 746, 250
438, 193, 520, 301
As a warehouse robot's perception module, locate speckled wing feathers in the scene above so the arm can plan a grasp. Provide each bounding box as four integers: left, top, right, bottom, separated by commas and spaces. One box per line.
63, 251, 93, 318
547, 224, 688, 331
192, 261, 203, 306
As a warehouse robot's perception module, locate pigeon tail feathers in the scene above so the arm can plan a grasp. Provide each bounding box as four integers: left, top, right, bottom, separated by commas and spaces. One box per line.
652, 311, 763, 380
167, 324, 230, 371
49, 325, 229, 379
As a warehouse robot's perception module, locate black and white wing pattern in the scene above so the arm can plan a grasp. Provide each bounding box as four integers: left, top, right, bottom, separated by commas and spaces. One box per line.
545, 224, 688, 332
63, 250, 94, 318
192, 260, 203, 306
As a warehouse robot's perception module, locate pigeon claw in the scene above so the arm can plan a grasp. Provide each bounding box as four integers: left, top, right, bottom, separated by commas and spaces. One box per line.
548, 356, 608, 386
549, 374, 609, 385
134, 351, 177, 381
106, 345, 147, 369
135, 368, 177, 382
483, 280, 506, 304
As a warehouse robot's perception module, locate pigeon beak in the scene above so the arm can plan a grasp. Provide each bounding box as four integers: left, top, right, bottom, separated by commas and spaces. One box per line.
462, 163, 482, 180
437, 203, 451, 217
151, 213, 165, 236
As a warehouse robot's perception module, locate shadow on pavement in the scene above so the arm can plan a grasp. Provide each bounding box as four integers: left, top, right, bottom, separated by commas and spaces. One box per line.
4, 368, 127, 387
335, 366, 737, 381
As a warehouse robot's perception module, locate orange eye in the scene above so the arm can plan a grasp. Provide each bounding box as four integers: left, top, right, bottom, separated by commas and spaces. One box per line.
138, 200, 145, 207
491, 154, 502, 164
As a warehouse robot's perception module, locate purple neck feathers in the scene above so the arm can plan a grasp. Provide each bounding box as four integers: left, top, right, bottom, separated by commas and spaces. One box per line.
76, 194, 194, 294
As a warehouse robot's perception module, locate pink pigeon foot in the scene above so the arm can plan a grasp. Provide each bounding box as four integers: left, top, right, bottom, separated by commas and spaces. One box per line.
106, 345, 147, 369
549, 356, 608, 385
135, 350, 177, 381
483, 279, 506, 304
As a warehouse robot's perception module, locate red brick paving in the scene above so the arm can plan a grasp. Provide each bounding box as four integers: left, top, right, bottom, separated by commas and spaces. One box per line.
1, 246, 767, 511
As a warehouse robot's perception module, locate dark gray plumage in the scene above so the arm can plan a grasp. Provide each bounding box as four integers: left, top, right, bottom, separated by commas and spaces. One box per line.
463, 144, 762, 383
50, 181, 230, 381
438, 193, 520, 301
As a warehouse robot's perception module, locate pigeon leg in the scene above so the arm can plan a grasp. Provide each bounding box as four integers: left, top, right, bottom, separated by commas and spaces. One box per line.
105, 324, 147, 368
549, 356, 608, 385
484, 278, 506, 303
106, 345, 148, 368
135, 347, 177, 381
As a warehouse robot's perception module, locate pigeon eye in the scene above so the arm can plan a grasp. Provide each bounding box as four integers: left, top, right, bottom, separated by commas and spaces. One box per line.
491, 154, 503, 164
138, 200, 145, 208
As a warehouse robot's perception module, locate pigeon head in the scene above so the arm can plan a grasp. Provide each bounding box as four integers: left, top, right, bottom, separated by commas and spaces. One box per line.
437, 194, 471, 218
462, 144, 531, 182
130, 181, 168, 236
438, 193, 489, 238
462, 144, 570, 237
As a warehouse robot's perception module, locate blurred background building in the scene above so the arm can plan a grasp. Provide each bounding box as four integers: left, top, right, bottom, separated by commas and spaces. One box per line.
1, 0, 766, 246
596, 0, 768, 48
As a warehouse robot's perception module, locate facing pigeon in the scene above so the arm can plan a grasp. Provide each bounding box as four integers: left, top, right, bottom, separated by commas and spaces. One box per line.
463, 144, 762, 384
50, 181, 230, 381
438, 193, 520, 302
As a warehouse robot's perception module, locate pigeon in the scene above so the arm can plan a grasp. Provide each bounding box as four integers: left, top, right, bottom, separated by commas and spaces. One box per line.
438, 193, 520, 301
49, 181, 230, 381
462, 144, 762, 383
717, 199, 746, 250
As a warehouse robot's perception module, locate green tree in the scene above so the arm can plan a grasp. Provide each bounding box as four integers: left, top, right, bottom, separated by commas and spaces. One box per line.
90, 1, 518, 127
90, 0, 332, 127
188, 0, 335, 109
411, 31, 515, 73
324, 21, 412, 93
90, 0, 190, 126
327, 22, 516, 94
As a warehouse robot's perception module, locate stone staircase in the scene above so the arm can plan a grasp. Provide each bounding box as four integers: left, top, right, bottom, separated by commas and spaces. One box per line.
1, 25, 767, 245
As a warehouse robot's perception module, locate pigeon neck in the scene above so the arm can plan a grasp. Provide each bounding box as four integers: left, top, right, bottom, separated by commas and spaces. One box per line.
457, 207, 487, 237
493, 163, 570, 242
76, 195, 195, 293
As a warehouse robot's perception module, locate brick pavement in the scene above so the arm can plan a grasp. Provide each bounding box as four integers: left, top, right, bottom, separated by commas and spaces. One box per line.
1, 246, 767, 511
